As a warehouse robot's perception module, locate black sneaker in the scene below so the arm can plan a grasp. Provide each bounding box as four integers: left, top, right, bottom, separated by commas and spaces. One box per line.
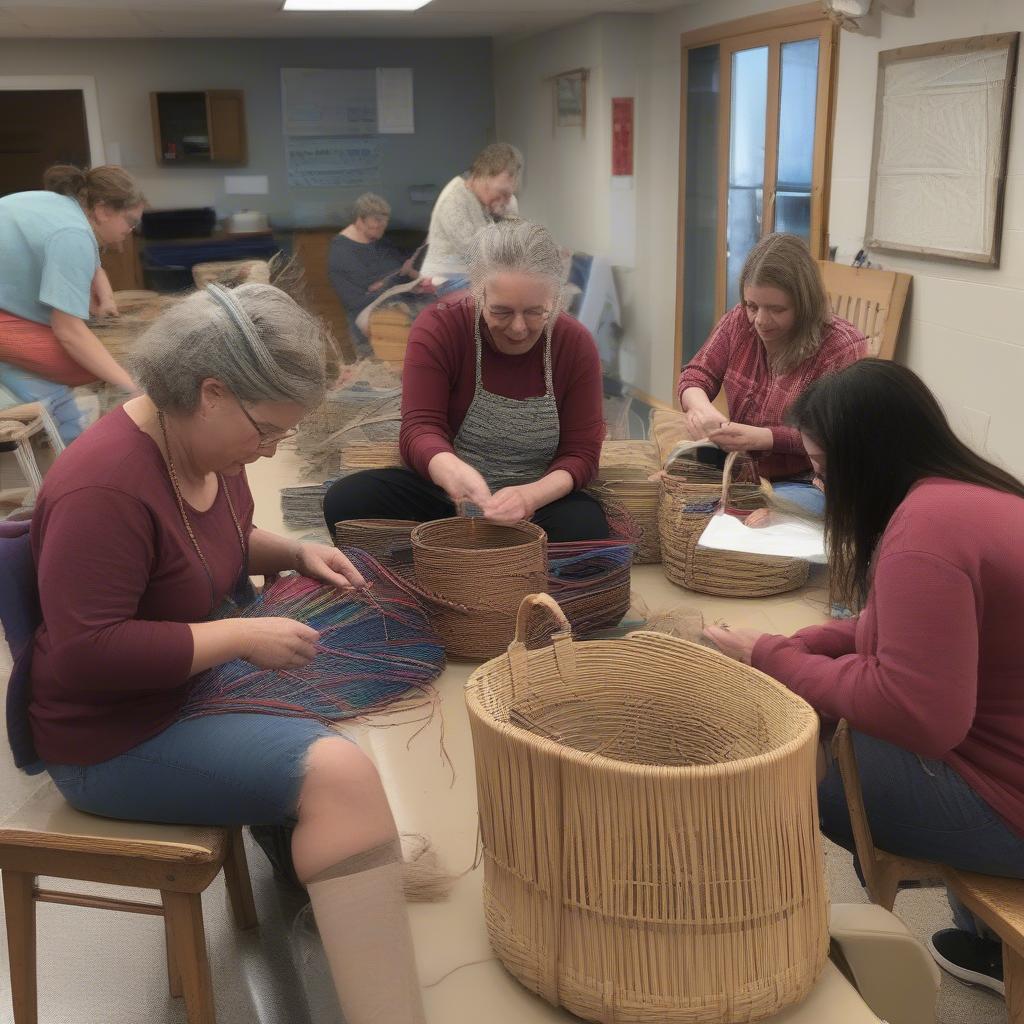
927, 928, 1005, 996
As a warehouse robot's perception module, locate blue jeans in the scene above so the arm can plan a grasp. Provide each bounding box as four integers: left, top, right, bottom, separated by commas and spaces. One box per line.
0, 363, 84, 444
772, 478, 825, 517
45, 713, 339, 827
819, 731, 1024, 936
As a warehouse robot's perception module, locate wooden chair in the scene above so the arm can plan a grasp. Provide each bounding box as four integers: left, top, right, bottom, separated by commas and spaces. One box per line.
0, 403, 63, 515
0, 785, 257, 1024
832, 720, 1024, 1021
817, 261, 912, 360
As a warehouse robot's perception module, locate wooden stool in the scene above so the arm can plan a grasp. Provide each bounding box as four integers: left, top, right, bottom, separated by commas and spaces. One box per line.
833, 719, 1024, 1021
0, 403, 61, 513
0, 784, 257, 1024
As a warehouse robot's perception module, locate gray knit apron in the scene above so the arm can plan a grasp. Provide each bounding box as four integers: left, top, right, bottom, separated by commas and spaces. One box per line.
453, 316, 560, 491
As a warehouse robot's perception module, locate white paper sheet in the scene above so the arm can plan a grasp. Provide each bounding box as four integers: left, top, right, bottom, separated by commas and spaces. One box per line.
698, 512, 827, 563
286, 137, 381, 189
282, 68, 378, 136
376, 67, 414, 134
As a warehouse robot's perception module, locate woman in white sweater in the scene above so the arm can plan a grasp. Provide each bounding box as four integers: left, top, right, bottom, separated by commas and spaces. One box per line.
420, 142, 521, 292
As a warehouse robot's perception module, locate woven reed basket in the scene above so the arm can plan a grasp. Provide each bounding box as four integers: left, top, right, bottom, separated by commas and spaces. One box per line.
660, 450, 809, 597
593, 440, 662, 564
466, 593, 829, 1024
411, 518, 548, 659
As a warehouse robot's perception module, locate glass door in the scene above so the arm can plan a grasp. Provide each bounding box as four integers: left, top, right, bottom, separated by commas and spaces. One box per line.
677, 16, 836, 363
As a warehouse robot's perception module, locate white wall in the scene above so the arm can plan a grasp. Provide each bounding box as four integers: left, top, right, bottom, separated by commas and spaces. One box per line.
497, 0, 1024, 477
0, 37, 495, 229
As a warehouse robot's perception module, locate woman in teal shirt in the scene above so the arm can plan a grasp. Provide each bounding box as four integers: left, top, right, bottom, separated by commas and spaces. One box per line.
0, 164, 143, 442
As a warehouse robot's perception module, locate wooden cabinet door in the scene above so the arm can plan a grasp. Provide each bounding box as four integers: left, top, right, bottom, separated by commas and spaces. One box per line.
293, 231, 355, 365
100, 234, 143, 291
206, 90, 247, 165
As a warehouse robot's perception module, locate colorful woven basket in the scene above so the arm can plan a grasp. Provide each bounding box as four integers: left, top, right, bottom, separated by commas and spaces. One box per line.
466, 593, 829, 1024
591, 440, 662, 564
659, 450, 809, 598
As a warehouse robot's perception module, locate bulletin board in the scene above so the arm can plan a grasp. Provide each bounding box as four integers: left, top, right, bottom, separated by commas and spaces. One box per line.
864, 33, 1019, 266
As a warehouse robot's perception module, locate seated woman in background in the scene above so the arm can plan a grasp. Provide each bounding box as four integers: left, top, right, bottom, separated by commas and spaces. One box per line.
31, 282, 427, 1023
0, 164, 141, 442
418, 141, 521, 295
707, 359, 1024, 1000
677, 233, 866, 516
324, 219, 609, 544
328, 191, 420, 358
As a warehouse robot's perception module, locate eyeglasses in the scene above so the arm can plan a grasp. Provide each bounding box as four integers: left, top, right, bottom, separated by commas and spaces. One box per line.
233, 395, 297, 449
484, 298, 553, 329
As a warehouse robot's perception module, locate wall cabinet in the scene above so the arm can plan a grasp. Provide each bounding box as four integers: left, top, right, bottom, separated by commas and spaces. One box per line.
150, 90, 247, 166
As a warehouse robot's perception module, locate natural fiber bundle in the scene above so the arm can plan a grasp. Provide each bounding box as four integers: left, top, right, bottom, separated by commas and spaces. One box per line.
411, 518, 548, 660
466, 593, 829, 1024
338, 440, 403, 473
333, 519, 418, 579
191, 260, 271, 289
592, 440, 662, 564
91, 293, 177, 362
540, 540, 632, 643
297, 386, 402, 478
181, 550, 445, 723
649, 407, 692, 464
660, 451, 809, 597
281, 481, 332, 529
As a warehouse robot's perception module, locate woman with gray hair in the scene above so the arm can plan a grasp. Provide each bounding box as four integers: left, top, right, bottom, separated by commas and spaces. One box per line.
325, 219, 608, 542
28, 283, 429, 1024
328, 191, 420, 356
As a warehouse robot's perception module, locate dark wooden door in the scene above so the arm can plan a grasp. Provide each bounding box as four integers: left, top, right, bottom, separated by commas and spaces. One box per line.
0, 90, 90, 197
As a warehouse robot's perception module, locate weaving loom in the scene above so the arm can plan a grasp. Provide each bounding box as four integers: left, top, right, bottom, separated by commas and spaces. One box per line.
181, 548, 446, 723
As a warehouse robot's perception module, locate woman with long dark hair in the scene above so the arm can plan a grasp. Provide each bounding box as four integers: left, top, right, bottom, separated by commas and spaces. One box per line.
707, 359, 1024, 998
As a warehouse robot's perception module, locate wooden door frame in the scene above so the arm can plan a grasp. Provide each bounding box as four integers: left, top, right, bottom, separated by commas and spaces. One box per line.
0, 76, 105, 166
673, 4, 838, 390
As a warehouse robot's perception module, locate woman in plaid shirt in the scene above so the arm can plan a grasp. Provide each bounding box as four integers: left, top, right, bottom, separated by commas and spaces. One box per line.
677, 233, 867, 515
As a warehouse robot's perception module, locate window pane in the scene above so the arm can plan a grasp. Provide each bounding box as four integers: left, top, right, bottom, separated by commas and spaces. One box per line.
726, 46, 769, 308
774, 38, 819, 241
682, 44, 720, 361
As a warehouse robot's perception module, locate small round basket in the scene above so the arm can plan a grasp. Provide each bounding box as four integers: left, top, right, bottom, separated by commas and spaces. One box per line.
660, 451, 809, 597
466, 594, 829, 1023
411, 518, 547, 659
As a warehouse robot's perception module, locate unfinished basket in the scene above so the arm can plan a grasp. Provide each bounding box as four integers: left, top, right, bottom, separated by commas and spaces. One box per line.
592, 440, 662, 564
411, 518, 547, 659
649, 408, 692, 465
660, 451, 809, 597
338, 440, 403, 474
333, 519, 418, 578
466, 593, 829, 1024
543, 540, 632, 643
369, 308, 414, 364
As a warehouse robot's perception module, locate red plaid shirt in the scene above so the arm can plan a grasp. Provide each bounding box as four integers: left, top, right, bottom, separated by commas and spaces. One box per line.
678, 305, 867, 479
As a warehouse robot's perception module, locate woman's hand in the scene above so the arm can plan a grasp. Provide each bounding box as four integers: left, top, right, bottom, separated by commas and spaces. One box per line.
429, 453, 492, 507
295, 542, 366, 590
242, 617, 320, 669
707, 422, 774, 452
703, 625, 765, 665
685, 407, 727, 441
401, 258, 419, 279
481, 485, 535, 525
91, 297, 120, 319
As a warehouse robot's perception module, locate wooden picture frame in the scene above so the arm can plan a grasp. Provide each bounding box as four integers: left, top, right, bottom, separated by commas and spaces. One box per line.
553, 68, 587, 131
864, 33, 1020, 267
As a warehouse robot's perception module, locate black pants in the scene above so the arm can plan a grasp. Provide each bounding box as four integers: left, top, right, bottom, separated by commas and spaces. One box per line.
323, 468, 610, 544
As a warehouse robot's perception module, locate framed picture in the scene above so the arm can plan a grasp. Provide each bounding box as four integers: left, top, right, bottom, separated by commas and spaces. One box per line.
553, 68, 587, 131
865, 32, 1020, 266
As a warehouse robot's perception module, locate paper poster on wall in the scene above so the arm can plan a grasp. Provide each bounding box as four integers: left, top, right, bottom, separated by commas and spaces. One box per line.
376, 68, 414, 134
282, 68, 377, 136
287, 137, 381, 189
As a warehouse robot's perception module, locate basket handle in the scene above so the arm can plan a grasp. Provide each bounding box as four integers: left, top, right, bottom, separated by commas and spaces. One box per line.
512, 593, 571, 645
718, 450, 741, 507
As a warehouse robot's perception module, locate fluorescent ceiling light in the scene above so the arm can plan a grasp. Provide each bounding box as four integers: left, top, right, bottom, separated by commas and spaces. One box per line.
282, 0, 433, 10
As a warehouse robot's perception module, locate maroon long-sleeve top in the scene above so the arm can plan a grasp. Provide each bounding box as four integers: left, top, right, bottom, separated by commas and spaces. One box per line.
678, 305, 867, 479
753, 478, 1024, 837
399, 299, 605, 489
29, 407, 254, 765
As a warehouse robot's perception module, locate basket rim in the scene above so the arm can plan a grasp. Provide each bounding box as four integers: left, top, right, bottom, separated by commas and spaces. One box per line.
411, 516, 546, 554
464, 632, 819, 777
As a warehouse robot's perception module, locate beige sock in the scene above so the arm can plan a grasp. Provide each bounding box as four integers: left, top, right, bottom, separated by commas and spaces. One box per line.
306, 839, 427, 1024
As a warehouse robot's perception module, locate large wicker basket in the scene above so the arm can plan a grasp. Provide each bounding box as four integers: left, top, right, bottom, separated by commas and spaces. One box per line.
411, 518, 548, 659
466, 594, 829, 1024
660, 450, 809, 597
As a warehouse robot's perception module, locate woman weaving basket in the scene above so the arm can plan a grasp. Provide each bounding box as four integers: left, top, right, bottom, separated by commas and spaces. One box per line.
677, 233, 866, 517
324, 219, 610, 543
707, 360, 1024, 1002
28, 283, 429, 1023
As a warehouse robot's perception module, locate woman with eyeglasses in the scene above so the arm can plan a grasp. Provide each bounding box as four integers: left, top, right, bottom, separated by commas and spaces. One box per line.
29, 282, 431, 1023
324, 219, 609, 543
0, 164, 143, 442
